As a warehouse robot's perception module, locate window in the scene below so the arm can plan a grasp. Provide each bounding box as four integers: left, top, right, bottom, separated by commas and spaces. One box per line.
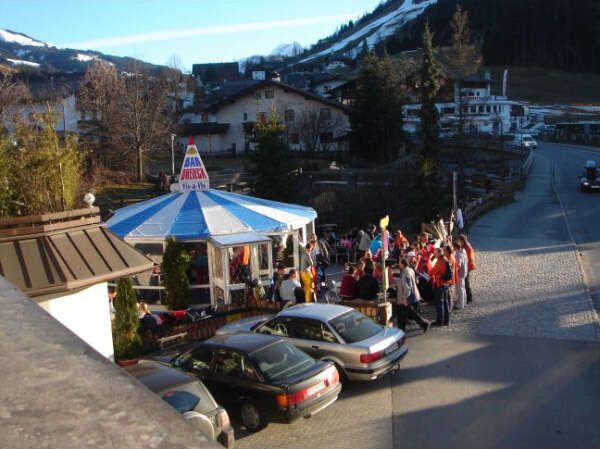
329, 310, 382, 343
162, 391, 200, 414
255, 92, 262, 100
320, 132, 333, 144
259, 317, 292, 337
265, 89, 275, 99
243, 112, 248, 121
319, 108, 332, 120
183, 348, 213, 373
252, 341, 315, 382
212, 350, 242, 376
486, 106, 491, 113
201, 113, 209, 122
257, 112, 267, 123
284, 318, 338, 343
288, 318, 326, 341
289, 133, 300, 144
478, 106, 484, 113
284, 109, 295, 122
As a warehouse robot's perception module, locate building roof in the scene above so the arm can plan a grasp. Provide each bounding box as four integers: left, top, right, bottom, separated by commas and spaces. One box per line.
179, 122, 230, 135
192, 62, 240, 80
0, 275, 220, 449
0, 208, 153, 297
202, 79, 348, 113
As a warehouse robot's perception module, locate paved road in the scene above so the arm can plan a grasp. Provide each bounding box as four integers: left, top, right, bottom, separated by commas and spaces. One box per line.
540, 142, 600, 318
234, 142, 600, 449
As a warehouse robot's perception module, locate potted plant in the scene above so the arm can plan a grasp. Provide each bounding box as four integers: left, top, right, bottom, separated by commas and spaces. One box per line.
112, 277, 142, 365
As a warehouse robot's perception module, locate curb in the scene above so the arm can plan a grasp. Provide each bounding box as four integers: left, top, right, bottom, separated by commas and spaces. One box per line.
550, 161, 600, 342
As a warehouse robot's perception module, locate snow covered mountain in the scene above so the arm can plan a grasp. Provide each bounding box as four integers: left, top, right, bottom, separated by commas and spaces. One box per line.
0, 28, 164, 74
0, 29, 47, 47
270, 42, 304, 58
298, 0, 437, 64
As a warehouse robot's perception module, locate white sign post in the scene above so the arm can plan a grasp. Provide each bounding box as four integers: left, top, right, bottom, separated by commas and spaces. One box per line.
178, 137, 210, 192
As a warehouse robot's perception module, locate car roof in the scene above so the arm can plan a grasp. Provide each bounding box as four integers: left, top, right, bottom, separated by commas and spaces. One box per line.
125, 360, 196, 393
203, 332, 283, 354
278, 303, 353, 321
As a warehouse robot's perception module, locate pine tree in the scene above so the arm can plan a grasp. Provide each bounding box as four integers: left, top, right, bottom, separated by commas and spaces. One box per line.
350, 51, 405, 162
417, 21, 444, 219
112, 277, 142, 361
251, 113, 297, 201
162, 237, 191, 310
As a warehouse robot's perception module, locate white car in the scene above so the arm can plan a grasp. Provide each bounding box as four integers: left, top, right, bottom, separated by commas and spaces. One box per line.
514, 134, 538, 150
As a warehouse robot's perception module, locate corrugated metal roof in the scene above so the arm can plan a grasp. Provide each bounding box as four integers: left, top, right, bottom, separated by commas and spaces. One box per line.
0, 224, 153, 297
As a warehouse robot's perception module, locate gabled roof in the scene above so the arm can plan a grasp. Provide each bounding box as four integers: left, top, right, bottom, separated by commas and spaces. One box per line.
0, 208, 153, 297
178, 122, 230, 135
202, 79, 348, 113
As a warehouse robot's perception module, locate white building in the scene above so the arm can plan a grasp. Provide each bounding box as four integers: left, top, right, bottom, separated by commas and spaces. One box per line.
177, 79, 350, 154
403, 72, 530, 136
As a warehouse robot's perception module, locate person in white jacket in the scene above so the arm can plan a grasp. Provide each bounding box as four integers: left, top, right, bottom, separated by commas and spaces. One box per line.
453, 240, 468, 309
395, 259, 431, 332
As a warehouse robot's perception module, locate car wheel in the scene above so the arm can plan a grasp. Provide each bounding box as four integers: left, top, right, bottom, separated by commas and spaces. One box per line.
240, 401, 267, 432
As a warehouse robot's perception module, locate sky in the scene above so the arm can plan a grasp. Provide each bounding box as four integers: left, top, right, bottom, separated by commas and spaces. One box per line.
1, 0, 382, 71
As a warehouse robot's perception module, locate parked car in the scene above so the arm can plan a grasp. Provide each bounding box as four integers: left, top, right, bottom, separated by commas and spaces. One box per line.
580, 160, 600, 192
149, 333, 341, 432
125, 360, 235, 448
513, 133, 538, 150
216, 303, 408, 382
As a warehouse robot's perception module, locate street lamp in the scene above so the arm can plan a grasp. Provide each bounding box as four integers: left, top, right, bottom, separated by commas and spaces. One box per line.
170, 133, 176, 175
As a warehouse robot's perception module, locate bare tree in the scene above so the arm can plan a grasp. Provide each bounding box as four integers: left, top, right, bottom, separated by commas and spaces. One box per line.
77, 62, 174, 181
445, 4, 482, 138
293, 107, 344, 154
0, 76, 31, 122
120, 66, 173, 182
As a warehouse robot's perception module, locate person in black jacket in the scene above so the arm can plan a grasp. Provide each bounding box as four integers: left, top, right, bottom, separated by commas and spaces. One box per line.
356, 267, 380, 300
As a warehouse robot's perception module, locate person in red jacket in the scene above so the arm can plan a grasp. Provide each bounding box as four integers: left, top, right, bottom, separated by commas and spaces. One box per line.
339, 265, 358, 300
458, 234, 476, 303
430, 247, 452, 326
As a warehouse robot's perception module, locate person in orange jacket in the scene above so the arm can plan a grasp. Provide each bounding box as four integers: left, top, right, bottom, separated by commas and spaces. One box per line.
430, 247, 452, 326
458, 234, 476, 303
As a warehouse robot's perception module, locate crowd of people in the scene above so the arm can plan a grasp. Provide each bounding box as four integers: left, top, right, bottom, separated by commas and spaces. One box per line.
338, 224, 477, 331
267, 216, 477, 333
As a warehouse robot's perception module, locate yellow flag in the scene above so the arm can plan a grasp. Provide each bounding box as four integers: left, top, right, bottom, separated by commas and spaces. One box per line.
379, 215, 389, 229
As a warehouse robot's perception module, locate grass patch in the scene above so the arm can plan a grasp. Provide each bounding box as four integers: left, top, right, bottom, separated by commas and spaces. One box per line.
95, 183, 158, 215
486, 66, 600, 104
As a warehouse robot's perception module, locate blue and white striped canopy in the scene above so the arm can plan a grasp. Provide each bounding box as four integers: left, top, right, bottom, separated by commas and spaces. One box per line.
106, 189, 317, 241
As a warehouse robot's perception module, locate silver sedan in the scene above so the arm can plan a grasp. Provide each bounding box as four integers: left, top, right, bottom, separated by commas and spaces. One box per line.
216, 303, 407, 382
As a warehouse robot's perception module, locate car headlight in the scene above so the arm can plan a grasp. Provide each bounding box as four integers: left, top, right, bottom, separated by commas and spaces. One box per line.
584, 181, 590, 186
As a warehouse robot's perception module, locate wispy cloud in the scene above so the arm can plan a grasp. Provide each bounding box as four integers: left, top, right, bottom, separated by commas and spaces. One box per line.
67, 14, 358, 49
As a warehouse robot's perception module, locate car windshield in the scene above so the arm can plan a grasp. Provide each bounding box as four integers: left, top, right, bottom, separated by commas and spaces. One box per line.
329, 310, 382, 343
162, 383, 216, 415
251, 341, 315, 382
162, 390, 200, 414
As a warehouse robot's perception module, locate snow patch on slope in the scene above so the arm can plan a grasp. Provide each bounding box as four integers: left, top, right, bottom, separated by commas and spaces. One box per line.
74, 53, 95, 62
0, 29, 46, 47
300, 0, 437, 63
7, 58, 40, 67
